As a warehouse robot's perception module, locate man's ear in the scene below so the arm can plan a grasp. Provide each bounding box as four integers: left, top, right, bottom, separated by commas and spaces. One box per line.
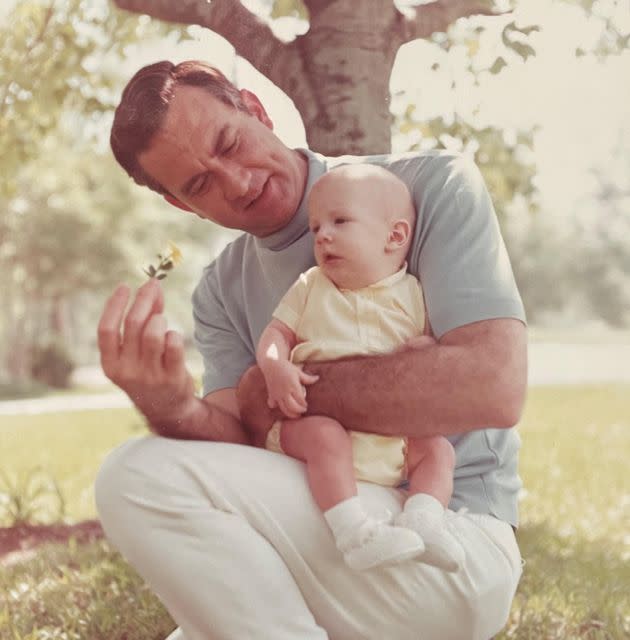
386, 219, 411, 252
239, 89, 274, 130
164, 193, 194, 213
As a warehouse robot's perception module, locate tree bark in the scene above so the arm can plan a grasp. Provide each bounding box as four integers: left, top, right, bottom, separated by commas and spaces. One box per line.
295, 0, 400, 154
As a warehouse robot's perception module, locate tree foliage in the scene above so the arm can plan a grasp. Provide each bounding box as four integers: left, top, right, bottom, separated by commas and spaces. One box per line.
0, 0, 176, 199
0, 1, 219, 382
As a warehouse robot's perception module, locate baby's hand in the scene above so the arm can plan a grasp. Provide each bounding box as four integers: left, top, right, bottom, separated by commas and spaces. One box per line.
263, 361, 319, 419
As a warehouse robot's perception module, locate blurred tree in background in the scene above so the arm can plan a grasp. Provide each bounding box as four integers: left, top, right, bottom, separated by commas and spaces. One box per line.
0, 0, 225, 385
0, 0, 628, 387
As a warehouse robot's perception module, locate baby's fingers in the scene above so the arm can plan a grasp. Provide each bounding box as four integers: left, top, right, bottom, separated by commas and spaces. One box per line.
299, 370, 319, 386
280, 395, 305, 418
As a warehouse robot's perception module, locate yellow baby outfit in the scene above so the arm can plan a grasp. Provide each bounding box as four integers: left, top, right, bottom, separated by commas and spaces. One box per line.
266, 264, 425, 487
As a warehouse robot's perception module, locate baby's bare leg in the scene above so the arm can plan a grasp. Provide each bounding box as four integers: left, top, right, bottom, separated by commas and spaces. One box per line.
279, 415, 357, 511
396, 436, 464, 572
278, 417, 425, 570
406, 436, 456, 507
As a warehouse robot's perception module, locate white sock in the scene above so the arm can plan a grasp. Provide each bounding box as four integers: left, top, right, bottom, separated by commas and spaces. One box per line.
405, 493, 444, 516
324, 496, 368, 540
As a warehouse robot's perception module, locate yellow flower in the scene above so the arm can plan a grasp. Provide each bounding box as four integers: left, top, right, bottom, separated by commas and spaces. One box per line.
167, 241, 183, 265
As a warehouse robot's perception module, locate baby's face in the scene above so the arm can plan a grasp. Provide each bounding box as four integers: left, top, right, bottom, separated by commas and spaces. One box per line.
308, 176, 394, 289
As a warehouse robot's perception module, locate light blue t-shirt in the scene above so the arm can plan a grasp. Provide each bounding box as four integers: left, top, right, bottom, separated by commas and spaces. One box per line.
192, 149, 526, 526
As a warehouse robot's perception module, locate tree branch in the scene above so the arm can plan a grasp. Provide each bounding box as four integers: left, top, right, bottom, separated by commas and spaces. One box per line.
398, 0, 508, 44
113, 0, 287, 80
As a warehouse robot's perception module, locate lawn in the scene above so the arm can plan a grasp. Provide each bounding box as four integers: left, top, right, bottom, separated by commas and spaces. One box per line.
1, 385, 629, 639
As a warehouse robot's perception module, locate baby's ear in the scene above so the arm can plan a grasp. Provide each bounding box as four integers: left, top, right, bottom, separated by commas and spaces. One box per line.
387, 219, 411, 251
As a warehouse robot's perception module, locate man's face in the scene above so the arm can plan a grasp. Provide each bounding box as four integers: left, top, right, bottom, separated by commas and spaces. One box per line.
138, 86, 308, 237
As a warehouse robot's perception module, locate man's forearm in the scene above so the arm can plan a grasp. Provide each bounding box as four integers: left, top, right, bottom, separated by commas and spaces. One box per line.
147, 395, 251, 445
304, 320, 527, 438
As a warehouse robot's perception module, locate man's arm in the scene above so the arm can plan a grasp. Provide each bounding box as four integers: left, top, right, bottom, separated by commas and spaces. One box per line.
304, 318, 526, 437
98, 279, 250, 444
238, 317, 526, 439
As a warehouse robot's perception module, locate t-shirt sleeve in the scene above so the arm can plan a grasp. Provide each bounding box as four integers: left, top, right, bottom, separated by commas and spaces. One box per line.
406, 153, 526, 338
192, 264, 255, 396
272, 268, 313, 332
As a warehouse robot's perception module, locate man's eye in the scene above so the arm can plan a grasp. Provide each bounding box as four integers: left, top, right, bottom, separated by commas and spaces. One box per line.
192, 175, 209, 196
224, 138, 238, 155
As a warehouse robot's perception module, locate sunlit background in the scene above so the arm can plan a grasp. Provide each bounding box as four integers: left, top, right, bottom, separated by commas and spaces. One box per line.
1, 0, 629, 397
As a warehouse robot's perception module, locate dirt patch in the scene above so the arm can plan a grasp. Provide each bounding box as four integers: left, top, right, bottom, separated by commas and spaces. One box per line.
0, 520, 104, 563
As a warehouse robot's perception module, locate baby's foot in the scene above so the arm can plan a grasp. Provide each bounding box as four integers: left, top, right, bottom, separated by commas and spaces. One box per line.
336, 516, 425, 571
395, 509, 464, 572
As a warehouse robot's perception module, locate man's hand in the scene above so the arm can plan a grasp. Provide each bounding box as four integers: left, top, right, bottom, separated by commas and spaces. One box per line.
262, 360, 318, 419
97, 279, 197, 430
237, 366, 282, 447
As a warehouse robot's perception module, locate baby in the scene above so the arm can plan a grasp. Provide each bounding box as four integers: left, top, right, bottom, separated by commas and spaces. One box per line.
256, 164, 464, 572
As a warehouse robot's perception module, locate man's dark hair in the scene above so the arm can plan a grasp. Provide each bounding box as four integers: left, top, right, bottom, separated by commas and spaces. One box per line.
110, 60, 246, 195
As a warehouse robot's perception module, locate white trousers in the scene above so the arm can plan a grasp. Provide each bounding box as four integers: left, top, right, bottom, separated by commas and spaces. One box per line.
95, 436, 523, 640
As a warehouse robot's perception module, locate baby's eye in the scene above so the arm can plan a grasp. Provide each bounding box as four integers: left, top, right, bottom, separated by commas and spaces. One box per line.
310, 225, 320, 234
334, 217, 346, 225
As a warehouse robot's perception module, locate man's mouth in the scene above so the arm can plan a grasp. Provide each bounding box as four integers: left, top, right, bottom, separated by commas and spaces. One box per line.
245, 177, 269, 210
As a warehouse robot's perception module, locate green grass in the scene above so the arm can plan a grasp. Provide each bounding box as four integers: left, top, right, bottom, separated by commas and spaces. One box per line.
498, 384, 630, 639
0, 541, 175, 640
1, 385, 629, 639
0, 408, 146, 523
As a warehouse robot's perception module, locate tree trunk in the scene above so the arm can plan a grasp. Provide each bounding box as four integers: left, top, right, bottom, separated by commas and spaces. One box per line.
295, 1, 400, 155
50, 293, 66, 339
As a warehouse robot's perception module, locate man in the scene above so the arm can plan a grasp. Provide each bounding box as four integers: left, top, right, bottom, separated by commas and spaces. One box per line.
96, 60, 527, 640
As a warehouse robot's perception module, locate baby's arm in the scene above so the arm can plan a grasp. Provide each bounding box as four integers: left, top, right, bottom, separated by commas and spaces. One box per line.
256, 318, 319, 418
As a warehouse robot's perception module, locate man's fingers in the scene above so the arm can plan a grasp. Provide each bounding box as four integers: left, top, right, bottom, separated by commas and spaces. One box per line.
290, 388, 307, 410
163, 330, 185, 375
121, 279, 163, 361
141, 314, 168, 371
97, 284, 131, 375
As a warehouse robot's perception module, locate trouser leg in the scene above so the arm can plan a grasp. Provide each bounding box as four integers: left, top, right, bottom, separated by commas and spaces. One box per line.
96, 436, 522, 640
95, 437, 328, 640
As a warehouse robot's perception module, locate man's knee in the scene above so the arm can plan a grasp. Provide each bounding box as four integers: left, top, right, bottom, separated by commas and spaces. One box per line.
94, 437, 151, 531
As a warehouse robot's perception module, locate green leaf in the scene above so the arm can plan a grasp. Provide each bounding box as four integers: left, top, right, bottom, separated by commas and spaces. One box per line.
489, 56, 507, 74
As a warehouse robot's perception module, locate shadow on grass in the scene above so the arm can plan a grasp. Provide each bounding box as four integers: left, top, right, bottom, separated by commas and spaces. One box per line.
1, 538, 175, 640
2, 521, 628, 640
498, 522, 629, 639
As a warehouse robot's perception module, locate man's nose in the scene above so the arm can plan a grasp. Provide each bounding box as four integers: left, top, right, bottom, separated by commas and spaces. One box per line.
218, 162, 251, 201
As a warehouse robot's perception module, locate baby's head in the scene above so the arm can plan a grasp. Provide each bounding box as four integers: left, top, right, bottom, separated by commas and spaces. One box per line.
307, 164, 415, 289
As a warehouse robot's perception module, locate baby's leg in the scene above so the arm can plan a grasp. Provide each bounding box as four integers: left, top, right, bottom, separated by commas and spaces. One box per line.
395, 436, 464, 572
279, 415, 356, 511
406, 435, 456, 507
278, 416, 424, 570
